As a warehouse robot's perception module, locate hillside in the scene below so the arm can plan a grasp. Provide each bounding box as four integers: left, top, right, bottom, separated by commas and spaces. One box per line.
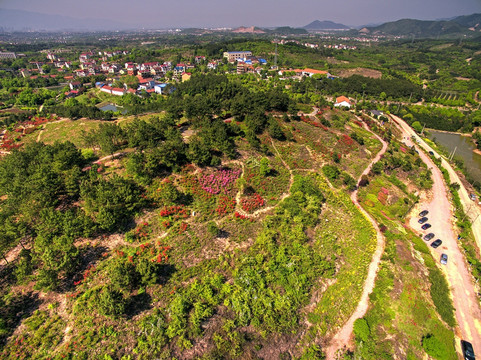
364, 18, 470, 37
451, 13, 481, 28
0, 69, 461, 359
304, 20, 350, 30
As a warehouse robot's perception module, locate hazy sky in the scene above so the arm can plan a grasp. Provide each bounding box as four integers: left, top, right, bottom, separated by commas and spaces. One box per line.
1, 0, 481, 28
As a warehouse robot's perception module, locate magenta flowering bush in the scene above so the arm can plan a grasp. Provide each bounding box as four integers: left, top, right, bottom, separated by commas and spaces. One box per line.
198, 169, 241, 195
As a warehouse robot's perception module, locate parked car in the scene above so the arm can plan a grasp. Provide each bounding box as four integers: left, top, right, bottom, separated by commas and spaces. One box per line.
461, 340, 475, 360
418, 217, 428, 224
440, 253, 448, 265
424, 233, 435, 241
470, 193, 476, 201
419, 210, 429, 217
431, 239, 442, 248
421, 223, 432, 230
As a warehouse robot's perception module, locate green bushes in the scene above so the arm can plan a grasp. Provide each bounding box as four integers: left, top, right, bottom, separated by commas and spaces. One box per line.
422, 334, 452, 360
322, 164, 340, 181
353, 318, 370, 342
97, 287, 127, 317
428, 269, 456, 327
75, 285, 127, 318
80, 174, 145, 231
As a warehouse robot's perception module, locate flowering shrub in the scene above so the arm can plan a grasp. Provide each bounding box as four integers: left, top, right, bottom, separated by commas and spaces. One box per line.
198, 169, 241, 195
353, 120, 363, 127
159, 205, 188, 220
301, 116, 329, 131
339, 134, 354, 146
216, 195, 236, 216
178, 222, 188, 234
127, 221, 150, 242
73, 264, 96, 287
234, 212, 253, 222
1, 132, 23, 151
241, 193, 265, 213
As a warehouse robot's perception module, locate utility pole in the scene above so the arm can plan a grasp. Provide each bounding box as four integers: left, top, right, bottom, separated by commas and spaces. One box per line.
274, 42, 278, 69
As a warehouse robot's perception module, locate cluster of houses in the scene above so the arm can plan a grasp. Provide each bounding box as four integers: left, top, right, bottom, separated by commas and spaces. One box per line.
273, 39, 319, 49
222, 51, 268, 75
94, 75, 169, 97
323, 44, 357, 50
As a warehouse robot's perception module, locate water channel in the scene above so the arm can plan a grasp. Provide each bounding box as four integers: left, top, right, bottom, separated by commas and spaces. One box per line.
428, 129, 481, 183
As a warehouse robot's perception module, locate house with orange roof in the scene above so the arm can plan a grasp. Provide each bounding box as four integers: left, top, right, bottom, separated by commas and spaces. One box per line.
334, 96, 351, 108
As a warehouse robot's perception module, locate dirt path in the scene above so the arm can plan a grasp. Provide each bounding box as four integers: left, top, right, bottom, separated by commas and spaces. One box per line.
325, 121, 388, 359
392, 114, 481, 356
94, 151, 128, 163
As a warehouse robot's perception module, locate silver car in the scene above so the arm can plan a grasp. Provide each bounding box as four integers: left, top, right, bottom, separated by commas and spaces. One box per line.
440, 253, 448, 265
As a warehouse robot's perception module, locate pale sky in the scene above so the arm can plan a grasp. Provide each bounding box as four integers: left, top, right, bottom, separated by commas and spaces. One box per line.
1, 0, 480, 28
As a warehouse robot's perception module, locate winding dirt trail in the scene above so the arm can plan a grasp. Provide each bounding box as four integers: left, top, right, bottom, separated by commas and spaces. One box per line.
392, 115, 481, 356
325, 119, 389, 359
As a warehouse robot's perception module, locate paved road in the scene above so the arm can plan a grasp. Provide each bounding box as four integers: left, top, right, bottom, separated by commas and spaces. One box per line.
392, 114, 481, 356
325, 120, 388, 359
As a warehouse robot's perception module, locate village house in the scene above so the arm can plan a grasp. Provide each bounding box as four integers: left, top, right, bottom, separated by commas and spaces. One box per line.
334, 96, 352, 108
100, 85, 113, 94
79, 52, 92, 63
69, 81, 81, 90
207, 61, 218, 70
154, 83, 168, 94
150, 65, 164, 76
112, 88, 126, 96
138, 78, 156, 90
74, 69, 90, 77
223, 51, 252, 63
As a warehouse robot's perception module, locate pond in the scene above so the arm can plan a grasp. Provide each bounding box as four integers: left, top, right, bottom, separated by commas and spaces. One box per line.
428, 129, 481, 183
99, 104, 128, 114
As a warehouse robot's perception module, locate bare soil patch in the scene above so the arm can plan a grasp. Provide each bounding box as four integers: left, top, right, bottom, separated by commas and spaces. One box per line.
334, 68, 382, 79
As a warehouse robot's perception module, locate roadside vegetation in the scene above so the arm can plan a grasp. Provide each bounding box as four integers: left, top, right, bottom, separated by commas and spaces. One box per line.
353, 126, 457, 360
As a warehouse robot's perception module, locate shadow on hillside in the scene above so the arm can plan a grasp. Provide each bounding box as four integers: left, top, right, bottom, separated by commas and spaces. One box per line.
0, 291, 41, 348
60, 244, 109, 293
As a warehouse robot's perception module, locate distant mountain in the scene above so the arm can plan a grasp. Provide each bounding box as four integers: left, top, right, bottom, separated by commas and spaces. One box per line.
364, 18, 469, 37
232, 26, 265, 34
304, 20, 350, 30
0, 8, 128, 32
451, 13, 481, 29
271, 26, 308, 35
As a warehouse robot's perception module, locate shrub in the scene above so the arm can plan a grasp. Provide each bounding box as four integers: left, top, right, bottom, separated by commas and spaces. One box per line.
359, 174, 370, 187
97, 286, 126, 317
422, 334, 449, 360
135, 259, 160, 286
353, 318, 370, 342
322, 165, 340, 181
109, 259, 138, 290
15, 249, 33, 282
207, 221, 220, 237
429, 269, 456, 327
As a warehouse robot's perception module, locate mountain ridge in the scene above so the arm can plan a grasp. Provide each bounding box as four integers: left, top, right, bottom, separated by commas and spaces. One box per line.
304, 20, 350, 30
